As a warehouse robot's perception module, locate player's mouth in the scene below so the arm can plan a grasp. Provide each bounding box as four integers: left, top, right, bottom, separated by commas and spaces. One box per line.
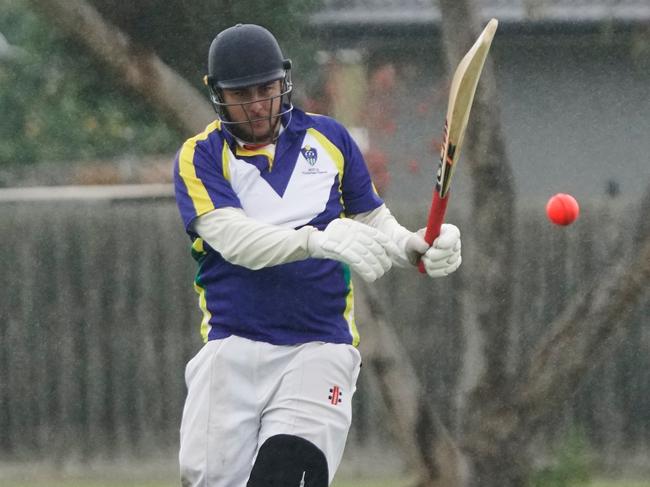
251, 119, 270, 128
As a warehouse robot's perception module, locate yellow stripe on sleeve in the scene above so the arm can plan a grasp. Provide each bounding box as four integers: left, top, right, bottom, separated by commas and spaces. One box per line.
221, 143, 231, 182
308, 128, 345, 213
308, 128, 344, 182
178, 121, 221, 216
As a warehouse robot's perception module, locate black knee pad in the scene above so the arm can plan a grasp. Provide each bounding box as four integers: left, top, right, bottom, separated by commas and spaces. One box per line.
246, 434, 329, 486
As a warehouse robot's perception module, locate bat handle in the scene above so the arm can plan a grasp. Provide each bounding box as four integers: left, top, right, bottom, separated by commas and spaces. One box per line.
418, 191, 449, 274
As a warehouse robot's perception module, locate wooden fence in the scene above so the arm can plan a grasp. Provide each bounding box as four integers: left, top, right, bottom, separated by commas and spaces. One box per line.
0, 187, 648, 468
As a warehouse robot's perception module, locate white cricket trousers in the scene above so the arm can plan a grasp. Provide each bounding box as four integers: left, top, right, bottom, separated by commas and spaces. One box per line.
179, 335, 362, 487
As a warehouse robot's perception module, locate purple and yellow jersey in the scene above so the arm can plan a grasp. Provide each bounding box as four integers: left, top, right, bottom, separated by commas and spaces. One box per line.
173, 108, 383, 346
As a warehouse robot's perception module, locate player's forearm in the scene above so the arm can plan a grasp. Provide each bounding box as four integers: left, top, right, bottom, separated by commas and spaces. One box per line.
192, 208, 317, 270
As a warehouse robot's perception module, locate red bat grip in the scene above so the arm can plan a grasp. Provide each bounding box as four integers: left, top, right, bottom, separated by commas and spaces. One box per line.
418, 191, 449, 273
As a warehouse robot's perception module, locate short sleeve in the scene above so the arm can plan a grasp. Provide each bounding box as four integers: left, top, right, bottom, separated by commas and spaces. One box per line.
174, 131, 241, 232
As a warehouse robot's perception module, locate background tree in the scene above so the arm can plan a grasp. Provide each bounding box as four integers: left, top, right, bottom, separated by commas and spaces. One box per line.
88, 0, 321, 94
0, 0, 320, 168
339, 1, 650, 486
0, 0, 180, 167
415, 1, 650, 486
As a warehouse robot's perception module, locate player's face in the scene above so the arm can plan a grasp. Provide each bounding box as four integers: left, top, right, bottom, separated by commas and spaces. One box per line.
222, 80, 283, 144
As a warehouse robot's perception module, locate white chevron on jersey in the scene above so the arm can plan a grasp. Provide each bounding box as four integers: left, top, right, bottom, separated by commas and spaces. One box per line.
224, 132, 342, 228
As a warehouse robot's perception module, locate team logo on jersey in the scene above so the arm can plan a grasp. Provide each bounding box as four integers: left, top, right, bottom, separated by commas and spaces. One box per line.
301, 145, 318, 166
328, 385, 342, 405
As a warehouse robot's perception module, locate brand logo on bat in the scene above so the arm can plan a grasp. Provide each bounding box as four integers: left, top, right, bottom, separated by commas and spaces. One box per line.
301, 145, 318, 165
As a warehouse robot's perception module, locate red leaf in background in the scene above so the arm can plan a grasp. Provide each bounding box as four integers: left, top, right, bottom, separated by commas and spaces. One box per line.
408, 159, 420, 174
381, 120, 397, 136
417, 101, 430, 115
364, 148, 391, 196
430, 135, 442, 155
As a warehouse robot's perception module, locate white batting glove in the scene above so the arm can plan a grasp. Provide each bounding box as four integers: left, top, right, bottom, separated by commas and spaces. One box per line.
419, 223, 462, 278
308, 218, 401, 282
403, 232, 431, 266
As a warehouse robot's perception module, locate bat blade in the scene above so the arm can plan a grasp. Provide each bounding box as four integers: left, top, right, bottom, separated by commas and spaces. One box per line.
437, 18, 498, 201
419, 18, 498, 272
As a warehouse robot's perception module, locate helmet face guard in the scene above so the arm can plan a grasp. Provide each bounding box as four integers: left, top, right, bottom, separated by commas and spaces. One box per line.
205, 24, 294, 144
206, 68, 293, 145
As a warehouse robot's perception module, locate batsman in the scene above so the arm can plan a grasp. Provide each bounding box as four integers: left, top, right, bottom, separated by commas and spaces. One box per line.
173, 24, 462, 487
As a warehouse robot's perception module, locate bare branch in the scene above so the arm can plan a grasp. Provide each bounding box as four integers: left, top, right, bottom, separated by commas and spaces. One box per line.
517, 208, 650, 434
356, 280, 466, 487
26, 0, 214, 135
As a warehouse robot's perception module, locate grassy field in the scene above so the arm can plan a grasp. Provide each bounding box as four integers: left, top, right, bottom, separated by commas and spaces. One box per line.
0, 478, 408, 487
0, 469, 412, 487
2, 476, 650, 487
1, 462, 649, 487
3, 482, 650, 487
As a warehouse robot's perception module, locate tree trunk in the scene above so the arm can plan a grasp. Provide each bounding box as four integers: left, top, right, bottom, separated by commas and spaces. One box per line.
26, 0, 214, 136
355, 280, 466, 487
438, 3, 650, 486
437, 0, 521, 485
516, 188, 650, 438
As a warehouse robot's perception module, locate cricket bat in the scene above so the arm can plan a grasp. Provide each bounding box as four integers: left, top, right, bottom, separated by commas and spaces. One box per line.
419, 18, 498, 273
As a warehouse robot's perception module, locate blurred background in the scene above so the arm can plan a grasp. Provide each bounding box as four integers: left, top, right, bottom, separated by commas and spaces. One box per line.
1, 0, 649, 486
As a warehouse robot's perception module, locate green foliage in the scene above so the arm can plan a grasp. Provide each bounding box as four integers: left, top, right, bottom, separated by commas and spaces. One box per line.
529, 428, 592, 487
0, 0, 181, 166
88, 0, 323, 90
0, 0, 323, 168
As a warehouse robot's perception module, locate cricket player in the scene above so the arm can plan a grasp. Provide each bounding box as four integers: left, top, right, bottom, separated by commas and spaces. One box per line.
173, 23, 462, 487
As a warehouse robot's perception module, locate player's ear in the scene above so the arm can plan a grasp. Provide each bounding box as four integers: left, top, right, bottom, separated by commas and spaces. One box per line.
246, 434, 328, 486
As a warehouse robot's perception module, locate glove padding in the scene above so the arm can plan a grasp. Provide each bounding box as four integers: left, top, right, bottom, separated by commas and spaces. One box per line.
419, 223, 462, 278
403, 224, 461, 277
308, 218, 401, 282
